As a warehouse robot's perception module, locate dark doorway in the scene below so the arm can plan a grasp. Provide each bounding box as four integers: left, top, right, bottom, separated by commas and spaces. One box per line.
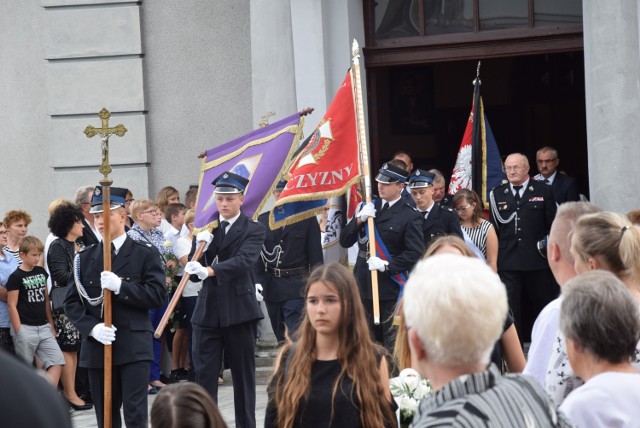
367, 52, 589, 198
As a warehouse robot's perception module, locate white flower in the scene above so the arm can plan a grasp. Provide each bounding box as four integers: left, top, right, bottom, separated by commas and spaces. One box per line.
163, 240, 173, 248
413, 381, 431, 399
398, 395, 419, 416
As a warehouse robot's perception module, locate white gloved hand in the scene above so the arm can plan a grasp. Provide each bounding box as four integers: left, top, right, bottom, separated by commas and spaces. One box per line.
357, 202, 376, 222
185, 261, 209, 280
100, 271, 122, 295
367, 256, 389, 272
90, 323, 117, 345
196, 230, 214, 251
255, 283, 264, 302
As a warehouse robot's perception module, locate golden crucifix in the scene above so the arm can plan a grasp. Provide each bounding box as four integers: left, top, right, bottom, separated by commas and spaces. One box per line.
84, 108, 128, 178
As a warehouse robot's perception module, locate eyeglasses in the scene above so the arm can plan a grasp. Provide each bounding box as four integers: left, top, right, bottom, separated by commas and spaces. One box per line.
455, 204, 471, 212
504, 166, 524, 172
125, 198, 135, 204
141, 209, 160, 216
0, 231, 8, 236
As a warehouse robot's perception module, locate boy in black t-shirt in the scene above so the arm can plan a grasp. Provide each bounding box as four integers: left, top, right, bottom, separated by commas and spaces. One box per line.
7, 236, 65, 386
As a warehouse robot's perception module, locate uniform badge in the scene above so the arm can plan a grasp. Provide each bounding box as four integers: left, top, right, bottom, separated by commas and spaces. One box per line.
95, 187, 101, 196
529, 197, 544, 202
528, 186, 534, 192
504, 188, 509, 194
498, 202, 509, 211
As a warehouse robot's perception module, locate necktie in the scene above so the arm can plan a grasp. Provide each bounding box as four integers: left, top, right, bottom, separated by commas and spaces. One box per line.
380, 202, 388, 213
218, 220, 229, 244
110, 243, 117, 258
513, 185, 523, 204
424, 210, 430, 219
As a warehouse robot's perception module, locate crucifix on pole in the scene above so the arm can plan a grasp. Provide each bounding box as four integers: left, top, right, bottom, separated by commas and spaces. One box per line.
84, 107, 127, 428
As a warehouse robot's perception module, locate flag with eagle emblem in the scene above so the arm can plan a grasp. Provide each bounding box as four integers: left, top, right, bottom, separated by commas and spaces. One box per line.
448, 75, 505, 208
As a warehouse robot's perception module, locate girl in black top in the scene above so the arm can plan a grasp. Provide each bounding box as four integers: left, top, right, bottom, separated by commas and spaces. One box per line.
266, 263, 397, 428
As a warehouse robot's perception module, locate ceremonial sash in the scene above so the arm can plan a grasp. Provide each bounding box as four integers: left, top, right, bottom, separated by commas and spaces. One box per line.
359, 202, 408, 296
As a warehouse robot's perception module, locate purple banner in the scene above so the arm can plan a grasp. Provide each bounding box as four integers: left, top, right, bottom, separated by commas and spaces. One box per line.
194, 113, 304, 230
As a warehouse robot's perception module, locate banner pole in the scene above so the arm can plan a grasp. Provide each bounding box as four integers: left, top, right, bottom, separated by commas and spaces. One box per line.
351, 39, 381, 325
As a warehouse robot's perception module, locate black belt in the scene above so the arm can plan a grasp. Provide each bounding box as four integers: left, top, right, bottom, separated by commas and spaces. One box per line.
268, 266, 309, 278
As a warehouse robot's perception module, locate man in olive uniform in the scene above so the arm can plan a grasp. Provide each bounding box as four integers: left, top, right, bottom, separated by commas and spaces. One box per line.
489, 153, 557, 342
185, 171, 265, 428
408, 169, 463, 248
257, 179, 323, 344
340, 162, 424, 351
64, 186, 166, 428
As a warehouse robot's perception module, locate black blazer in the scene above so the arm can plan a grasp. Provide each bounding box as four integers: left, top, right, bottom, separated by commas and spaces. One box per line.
80, 218, 100, 248
341, 199, 424, 300
551, 173, 580, 204
64, 236, 166, 368
256, 213, 324, 303
192, 212, 266, 328
421, 203, 464, 248
490, 180, 557, 271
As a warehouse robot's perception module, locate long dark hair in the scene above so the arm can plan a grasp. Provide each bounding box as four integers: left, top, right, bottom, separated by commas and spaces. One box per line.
270, 263, 396, 428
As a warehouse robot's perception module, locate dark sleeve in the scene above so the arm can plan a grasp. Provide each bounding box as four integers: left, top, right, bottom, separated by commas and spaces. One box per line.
445, 209, 464, 239
64, 256, 100, 337
213, 222, 266, 285
544, 186, 557, 234
306, 217, 324, 268
5, 272, 19, 292
565, 176, 580, 202
116, 246, 166, 309
340, 215, 361, 249
390, 210, 425, 273
47, 240, 72, 288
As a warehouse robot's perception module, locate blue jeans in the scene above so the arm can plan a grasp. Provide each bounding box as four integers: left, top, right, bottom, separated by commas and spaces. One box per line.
149, 299, 168, 382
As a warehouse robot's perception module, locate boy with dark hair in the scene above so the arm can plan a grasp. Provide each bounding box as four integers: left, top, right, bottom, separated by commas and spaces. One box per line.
7, 235, 65, 386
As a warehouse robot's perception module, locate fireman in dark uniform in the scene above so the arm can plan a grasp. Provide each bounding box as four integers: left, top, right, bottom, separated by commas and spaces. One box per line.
256, 179, 323, 344
408, 169, 463, 248
489, 153, 557, 342
340, 162, 424, 352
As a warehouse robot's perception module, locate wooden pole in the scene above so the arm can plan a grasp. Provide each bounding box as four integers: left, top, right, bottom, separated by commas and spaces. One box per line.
84, 108, 127, 428
100, 181, 113, 428
351, 39, 381, 325
154, 240, 208, 338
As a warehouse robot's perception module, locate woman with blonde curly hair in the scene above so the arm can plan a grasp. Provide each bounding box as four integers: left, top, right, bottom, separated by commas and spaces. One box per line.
266, 263, 397, 428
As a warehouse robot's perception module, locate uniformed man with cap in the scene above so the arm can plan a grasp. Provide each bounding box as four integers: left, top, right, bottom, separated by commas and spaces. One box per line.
256, 179, 323, 344
489, 153, 557, 343
340, 162, 424, 352
184, 171, 265, 428
64, 186, 166, 428
408, 169, 464, 248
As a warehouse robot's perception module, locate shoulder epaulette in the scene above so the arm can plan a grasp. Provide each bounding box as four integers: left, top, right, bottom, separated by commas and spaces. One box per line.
78, 243, 97, 253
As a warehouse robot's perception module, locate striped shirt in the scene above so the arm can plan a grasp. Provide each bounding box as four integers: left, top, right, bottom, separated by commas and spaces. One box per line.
461, 219, 492, 258
412, 364, 572, 427
2, 246, 22, 266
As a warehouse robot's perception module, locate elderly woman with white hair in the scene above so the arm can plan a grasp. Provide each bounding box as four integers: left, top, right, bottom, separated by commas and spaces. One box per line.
404, 254, 570, 427
558, 271, 640, 427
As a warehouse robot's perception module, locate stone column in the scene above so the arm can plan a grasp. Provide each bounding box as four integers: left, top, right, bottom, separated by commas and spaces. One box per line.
250, 0, 297, 128
583, 1, 640, 212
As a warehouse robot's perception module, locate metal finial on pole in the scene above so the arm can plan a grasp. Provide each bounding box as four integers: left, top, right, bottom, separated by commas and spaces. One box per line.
474, 61, 482, 86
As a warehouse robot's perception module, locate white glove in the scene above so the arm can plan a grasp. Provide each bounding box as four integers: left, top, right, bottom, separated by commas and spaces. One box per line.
90, 323, 117, 345
367, 256, 389, 272
185, 261, 209, 280
358, 202, 376, 222
196, 230, 214, 251
255, 283, 264, 302
100, 271, 122, 295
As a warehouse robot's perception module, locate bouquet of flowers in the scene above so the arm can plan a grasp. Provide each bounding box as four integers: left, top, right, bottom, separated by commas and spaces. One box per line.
389, 368, 431, 427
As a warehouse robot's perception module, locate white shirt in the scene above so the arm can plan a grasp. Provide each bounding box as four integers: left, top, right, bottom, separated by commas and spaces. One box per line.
220, 212, 241, 233
560, 372, 640, 428
112, 232, 127, 255
523, 296, 562, 386
534, 171, 557, 185
174, 235, 202, 297
511, 178, 530, 197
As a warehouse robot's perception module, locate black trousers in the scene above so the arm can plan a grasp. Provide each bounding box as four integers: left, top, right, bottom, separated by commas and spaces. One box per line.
192, 320, 258, 428
87, 360, 149, 428
363, 298, 397, 353
499, 268, 559, 343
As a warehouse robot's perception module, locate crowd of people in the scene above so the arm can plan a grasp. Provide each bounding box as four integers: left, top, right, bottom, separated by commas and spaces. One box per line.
1, 145, 639, 428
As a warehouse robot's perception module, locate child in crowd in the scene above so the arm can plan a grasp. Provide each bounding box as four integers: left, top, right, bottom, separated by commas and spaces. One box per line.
6, 236, 65, 386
